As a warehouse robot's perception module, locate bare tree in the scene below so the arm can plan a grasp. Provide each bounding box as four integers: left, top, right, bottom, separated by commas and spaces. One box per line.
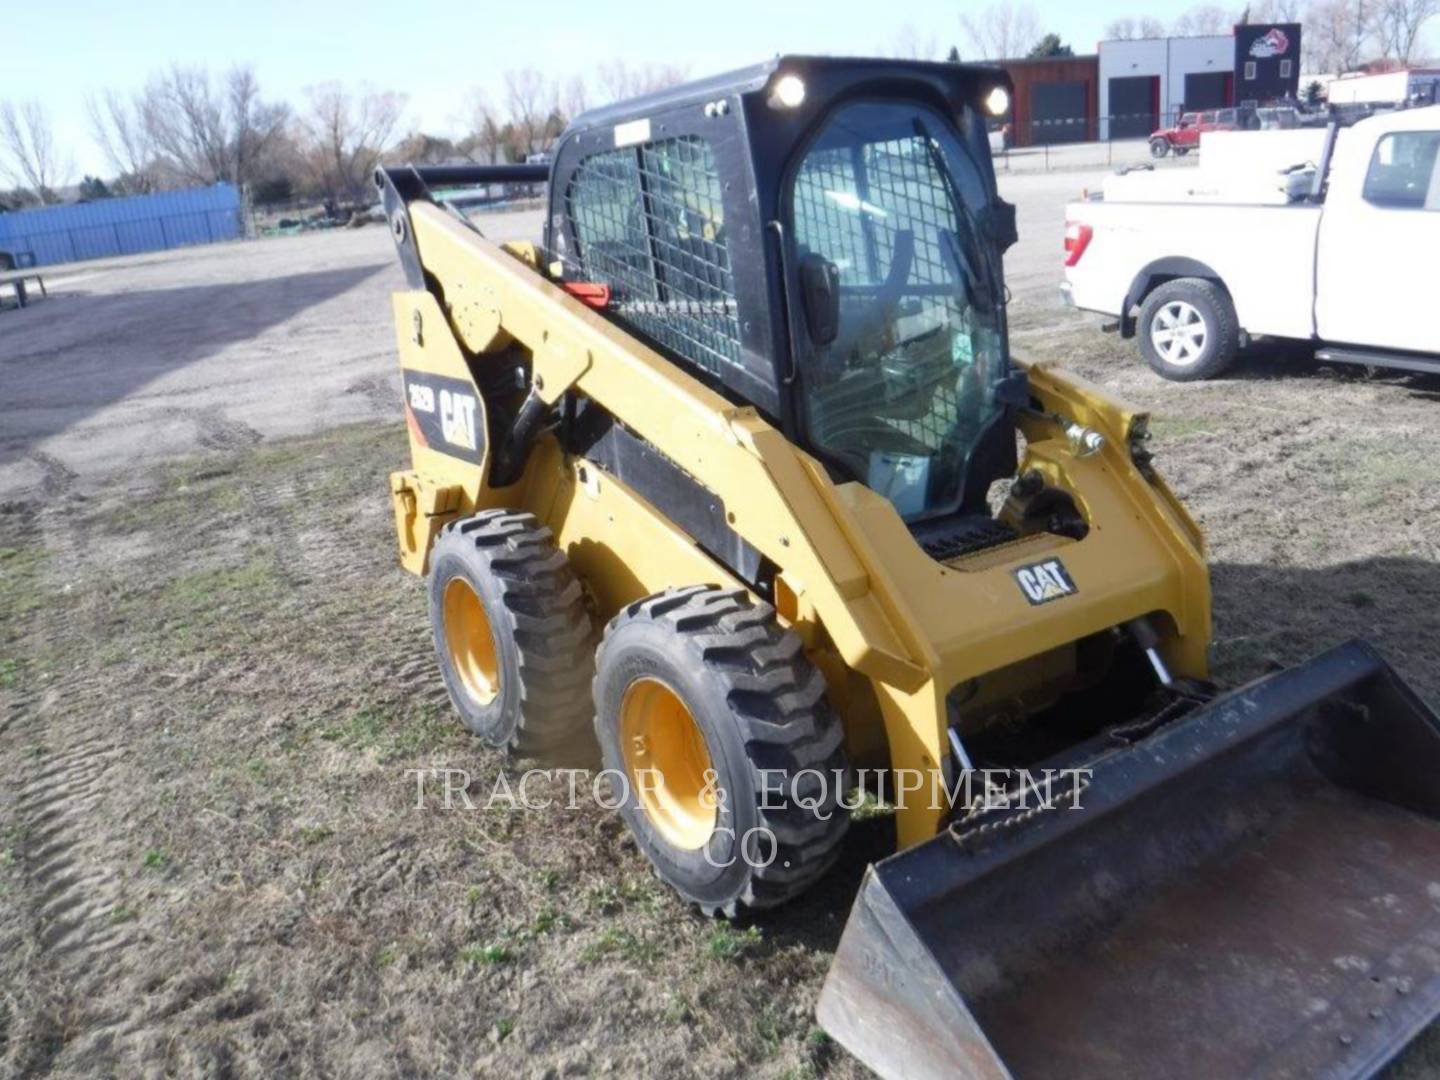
246, 125, 310, 201
1251, 0, 1304, 20
594, 60, 629, 102
1305, 0, 1375, 70
960, 2, 1040, 60
460, 91, 508, 165
503, 68, 553, 158
140, 66, 229, 186
593, 60, 688, 104
561, 76, 588, 123
892, 23, 941, 59
302, 82, 406, 202
1373, 0, 1438, 60
85, 90, 158, 193
1106, 17, 1164, 38
227, 67, 290, 194
135, 65, 288, 191
1172, 4, 1237, 34
0, 100, 70, 204
389, 132, 459, 165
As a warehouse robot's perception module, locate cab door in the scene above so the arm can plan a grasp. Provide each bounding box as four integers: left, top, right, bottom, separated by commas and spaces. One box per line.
1316, 126, 1440, 353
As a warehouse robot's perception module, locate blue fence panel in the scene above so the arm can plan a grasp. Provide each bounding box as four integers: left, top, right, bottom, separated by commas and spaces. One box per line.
0, 184, 242, 266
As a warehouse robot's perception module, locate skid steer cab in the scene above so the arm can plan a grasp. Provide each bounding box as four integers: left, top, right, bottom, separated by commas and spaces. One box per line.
377, 56, 1440, 1080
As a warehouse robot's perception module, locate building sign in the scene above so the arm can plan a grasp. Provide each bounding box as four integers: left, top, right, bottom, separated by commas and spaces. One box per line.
1234, 23, 1302, 103
1249, 28, 1291, 58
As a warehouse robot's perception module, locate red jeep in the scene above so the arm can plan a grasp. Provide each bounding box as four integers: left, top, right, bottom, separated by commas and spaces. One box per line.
1149, 108, 1242, 158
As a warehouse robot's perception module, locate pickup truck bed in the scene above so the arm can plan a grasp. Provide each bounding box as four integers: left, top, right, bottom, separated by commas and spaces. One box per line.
1063, 105, 1440, 381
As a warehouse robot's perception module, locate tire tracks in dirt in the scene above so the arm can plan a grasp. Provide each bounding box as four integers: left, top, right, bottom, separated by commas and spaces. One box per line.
0, 684, 38, 742
25, 453, 77, 499
18, 733, 130, 960
3, 429, 450, 1072
0, 501, 213, 1074
185, 407, 264, 454
392, 624, 449, 710
2, 680, 151, 1074
235, 439, 446, 709
344, 372, 400, 416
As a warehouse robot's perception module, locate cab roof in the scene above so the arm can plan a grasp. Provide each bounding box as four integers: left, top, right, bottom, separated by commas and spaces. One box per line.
566, 55, 1011, 135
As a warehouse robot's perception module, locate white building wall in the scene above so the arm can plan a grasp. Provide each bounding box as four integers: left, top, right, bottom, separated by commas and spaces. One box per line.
1098, 36, 1233, 139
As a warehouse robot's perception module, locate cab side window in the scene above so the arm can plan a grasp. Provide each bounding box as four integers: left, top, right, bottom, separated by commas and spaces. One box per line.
1362, 131, 1440, 210
567, 136, 743, 375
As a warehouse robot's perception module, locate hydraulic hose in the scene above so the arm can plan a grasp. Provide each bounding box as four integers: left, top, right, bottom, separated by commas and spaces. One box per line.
488, 387, 551, 488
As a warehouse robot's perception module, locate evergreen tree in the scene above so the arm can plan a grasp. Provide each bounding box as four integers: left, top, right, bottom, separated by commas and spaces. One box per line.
79, 175, 111, 200
1027, 33, 1074, 58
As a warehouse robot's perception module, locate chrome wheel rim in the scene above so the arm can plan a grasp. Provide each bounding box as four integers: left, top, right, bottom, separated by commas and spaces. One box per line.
1150, 301, 1208, 367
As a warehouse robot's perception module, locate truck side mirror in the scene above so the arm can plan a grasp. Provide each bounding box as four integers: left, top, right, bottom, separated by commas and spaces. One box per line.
799, 252, 841, 347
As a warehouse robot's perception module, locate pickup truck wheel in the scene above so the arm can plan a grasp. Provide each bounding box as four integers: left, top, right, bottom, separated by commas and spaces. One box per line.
1174, 147, 1191, 157
1138, 278, 1239, 381
1150, 138, 1170, 159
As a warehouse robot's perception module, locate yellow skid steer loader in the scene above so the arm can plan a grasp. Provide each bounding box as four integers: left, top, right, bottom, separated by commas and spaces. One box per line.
376, 57, 1440, 1078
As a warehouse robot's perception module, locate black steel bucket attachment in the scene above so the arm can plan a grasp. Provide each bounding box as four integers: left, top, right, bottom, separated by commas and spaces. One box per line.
818, 641, 1440, 1079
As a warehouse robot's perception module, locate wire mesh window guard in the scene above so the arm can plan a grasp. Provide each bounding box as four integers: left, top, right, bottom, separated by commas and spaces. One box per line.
786, 101, 1009, 521
792, 132, 971, 454
566, 136, 743, 377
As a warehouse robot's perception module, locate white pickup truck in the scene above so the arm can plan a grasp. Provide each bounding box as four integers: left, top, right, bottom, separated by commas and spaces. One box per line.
1061, 105, 1440, 380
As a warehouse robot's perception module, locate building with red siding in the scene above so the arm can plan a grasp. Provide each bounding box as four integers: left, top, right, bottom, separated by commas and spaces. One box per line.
992, 55, 1100, 147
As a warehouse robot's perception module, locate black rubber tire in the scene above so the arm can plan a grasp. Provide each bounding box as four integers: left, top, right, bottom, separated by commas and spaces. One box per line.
1150, 138, 1170, 159
427, 509, 596, 757
593, 586, 850, 917
1137, 277, 1240, 382
1174, 147, 1191, 157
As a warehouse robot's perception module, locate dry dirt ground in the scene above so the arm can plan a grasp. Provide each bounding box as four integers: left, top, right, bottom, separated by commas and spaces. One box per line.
2, 189, 1439, 1078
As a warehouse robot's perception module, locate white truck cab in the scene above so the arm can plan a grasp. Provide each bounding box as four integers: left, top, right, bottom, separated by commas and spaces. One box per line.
1062, 106, 1440, 380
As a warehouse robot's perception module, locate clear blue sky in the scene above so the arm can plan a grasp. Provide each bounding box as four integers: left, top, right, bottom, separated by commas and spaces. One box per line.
7, 0, 1242, 176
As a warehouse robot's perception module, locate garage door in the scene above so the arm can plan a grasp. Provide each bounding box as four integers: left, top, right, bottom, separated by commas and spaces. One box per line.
1030, 82, 1088, 145
1184, 72, 1229, 111
1109, 76, 1158, 139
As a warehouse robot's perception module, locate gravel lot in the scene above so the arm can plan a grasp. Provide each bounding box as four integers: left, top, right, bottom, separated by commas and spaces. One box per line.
0, 168, 1110, 499
2, 177, 1437, 1077
1, 214, 528, 499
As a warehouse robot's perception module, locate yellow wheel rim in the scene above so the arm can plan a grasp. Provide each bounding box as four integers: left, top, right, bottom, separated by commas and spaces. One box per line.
442, 576, 500, 706
619, 678, 716, 850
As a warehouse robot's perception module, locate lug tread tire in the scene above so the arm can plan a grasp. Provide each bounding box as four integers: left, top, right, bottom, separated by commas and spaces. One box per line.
1138, 276, 1240, 382
429, 509, 596, 755
595, 586, 850, 917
